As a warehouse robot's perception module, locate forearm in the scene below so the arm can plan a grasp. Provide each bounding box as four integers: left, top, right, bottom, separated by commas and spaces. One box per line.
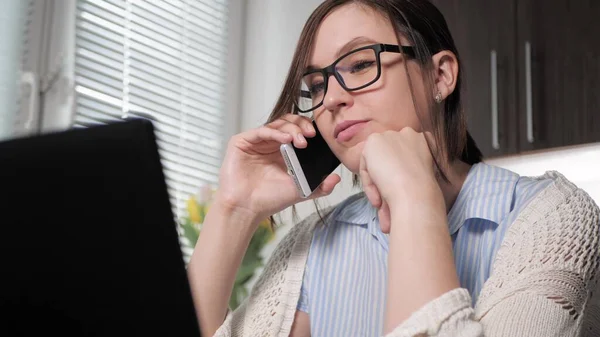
187, 201, 259, 337
384, 202, 460, 334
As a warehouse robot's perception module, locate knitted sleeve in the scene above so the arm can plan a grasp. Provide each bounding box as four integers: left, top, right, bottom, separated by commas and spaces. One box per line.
385, 179, 600, 336
212, 210, 322, 337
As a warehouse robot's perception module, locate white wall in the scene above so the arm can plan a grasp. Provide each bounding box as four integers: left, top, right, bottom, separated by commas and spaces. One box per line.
488, 144, 600, 203
240, 0, 322, 130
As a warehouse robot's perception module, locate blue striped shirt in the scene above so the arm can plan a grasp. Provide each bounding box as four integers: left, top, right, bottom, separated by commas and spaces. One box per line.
297, 163, 552, 337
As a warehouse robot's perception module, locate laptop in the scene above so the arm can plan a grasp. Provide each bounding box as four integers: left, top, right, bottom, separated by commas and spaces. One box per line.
0, 119, 201, 336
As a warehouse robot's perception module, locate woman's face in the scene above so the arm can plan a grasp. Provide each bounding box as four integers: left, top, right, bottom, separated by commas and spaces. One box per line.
308, 4, 429, 173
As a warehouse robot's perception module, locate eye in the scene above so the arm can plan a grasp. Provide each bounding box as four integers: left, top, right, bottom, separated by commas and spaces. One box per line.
350, 60, 375, 73
309, 81, 325, 95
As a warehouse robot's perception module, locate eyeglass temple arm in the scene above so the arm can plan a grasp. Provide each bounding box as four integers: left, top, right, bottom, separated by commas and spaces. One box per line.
300, 91, 311, 98
382, 44, 416, 58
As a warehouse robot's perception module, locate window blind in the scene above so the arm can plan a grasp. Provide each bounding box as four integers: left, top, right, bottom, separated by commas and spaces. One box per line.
74, 0, 229, 218
5, 0, 36, 139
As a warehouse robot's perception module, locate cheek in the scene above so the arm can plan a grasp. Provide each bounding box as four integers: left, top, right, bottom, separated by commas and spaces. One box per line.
329, 141, 364, 173
314, 118, 334, 143
363, 74, 421, 131
369, 85, 420, 132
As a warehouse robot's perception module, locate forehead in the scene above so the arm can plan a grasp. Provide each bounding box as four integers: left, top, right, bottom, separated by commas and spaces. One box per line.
309, 4, 397, 67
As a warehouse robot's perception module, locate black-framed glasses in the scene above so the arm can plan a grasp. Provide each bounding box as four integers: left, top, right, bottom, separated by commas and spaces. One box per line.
294, 43, 415, 113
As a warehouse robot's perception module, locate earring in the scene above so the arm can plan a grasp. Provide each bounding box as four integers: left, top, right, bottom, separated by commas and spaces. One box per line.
434, 92, 443, 104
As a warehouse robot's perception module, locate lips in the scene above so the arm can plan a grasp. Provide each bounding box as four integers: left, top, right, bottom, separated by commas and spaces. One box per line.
334, 120, 369, 142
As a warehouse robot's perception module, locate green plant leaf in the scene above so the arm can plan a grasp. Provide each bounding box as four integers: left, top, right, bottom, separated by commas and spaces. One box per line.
229, 283, 249, 310
199, 203, 206, 224
177, 209, 276, 309
245, 228, 269, 258
180, 218, 199, 248
229, 287, 239, 309
235, 259, 263, 284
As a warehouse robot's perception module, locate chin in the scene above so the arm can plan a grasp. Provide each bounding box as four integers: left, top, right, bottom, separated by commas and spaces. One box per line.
338, 141, 365, 174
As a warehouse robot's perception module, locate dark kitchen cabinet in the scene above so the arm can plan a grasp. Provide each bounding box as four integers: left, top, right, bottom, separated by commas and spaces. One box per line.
430, 0, 519, 157
516, 0, 600, 152
431, 0, 600, 158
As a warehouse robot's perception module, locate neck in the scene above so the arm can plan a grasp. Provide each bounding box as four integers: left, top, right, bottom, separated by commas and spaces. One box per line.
438, 160, 473, 213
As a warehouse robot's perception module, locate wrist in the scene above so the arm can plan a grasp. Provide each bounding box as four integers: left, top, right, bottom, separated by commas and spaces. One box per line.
387, 182, 446, 228
204, 196, 263, 239
212, 193, 263, 225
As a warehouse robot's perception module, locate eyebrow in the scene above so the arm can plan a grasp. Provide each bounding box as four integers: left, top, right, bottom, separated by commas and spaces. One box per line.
305, 36, 378, 72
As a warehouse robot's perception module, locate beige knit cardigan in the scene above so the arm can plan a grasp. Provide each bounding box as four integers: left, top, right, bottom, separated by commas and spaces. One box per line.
214, 171, 600, 336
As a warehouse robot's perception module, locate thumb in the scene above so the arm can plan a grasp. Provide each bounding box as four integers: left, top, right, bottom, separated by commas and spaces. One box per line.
378, 201, 391, 233
309, 173, 341, 199
360, 152, 382, 209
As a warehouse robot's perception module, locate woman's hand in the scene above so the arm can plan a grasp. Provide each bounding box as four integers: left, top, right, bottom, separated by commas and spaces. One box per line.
215, 114, 341, 225
359, 127, 445, 233
361, 128, 460, 332
190, 114, 342, 337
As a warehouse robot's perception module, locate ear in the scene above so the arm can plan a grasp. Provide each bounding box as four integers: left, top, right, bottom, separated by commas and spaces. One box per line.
431, 51, 459, 100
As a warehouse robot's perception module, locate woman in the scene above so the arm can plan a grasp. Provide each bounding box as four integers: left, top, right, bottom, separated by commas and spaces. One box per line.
187, 0, 600, 336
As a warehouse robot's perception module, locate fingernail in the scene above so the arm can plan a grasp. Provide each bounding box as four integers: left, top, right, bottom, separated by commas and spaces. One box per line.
306, 124, 315, 133
297, 134, 306, 142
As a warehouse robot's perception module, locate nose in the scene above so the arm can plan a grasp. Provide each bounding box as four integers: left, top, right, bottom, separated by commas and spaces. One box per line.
322, 75, 353, 112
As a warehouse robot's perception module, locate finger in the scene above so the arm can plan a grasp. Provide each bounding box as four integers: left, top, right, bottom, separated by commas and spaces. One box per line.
269, 114, 316, 137
266, 118, 306, 148
378, 201, 391, 234
277, 122, 308, 148
265, 118, 289, 129
280, 114, 315, 134
309, 173, 341, 199
294, 116, 317, 137
364, 182, 382, 209
359, 154, 382, 208
242, 126, 293, 144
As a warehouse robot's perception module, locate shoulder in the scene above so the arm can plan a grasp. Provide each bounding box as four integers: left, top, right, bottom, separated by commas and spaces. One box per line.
522, 170, 599, 218
507, 170, 599, 254
235, 203, 342, 333
257, 193, 366, 276
477, 170, 600, 315
476, 163, 597, 224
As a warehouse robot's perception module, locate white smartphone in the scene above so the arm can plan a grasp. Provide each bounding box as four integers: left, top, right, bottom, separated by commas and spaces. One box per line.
280, 123, 340, 198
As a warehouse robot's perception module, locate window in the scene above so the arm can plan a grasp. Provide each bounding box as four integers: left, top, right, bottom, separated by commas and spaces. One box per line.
3, 0, 39, 139
74, 0, 232, 218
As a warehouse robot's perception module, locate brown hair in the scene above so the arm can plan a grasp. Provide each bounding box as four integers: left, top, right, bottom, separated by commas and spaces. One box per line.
267, 0, 483, 225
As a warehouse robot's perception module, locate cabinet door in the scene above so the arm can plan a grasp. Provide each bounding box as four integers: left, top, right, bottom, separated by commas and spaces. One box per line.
430, 0, 518, 158
517, 0, 600, 152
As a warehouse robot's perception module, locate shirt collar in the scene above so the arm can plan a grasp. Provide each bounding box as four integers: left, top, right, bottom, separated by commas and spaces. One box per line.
333, 192, 384, 243
447, 163, 520, 235
333, 163, 520, 235
333, 192, 376, 226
